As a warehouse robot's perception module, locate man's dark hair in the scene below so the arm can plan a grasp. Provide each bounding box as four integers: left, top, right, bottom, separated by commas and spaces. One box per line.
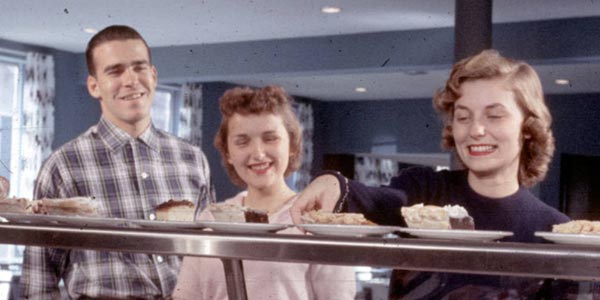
85, 25, 151, 76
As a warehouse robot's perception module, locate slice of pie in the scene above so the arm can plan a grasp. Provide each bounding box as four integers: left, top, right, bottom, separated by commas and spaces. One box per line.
209, 202, 269, 223
401, 203, 475, 230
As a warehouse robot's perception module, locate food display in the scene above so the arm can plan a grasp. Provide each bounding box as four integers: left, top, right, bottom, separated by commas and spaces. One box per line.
155, 199, 196, 222
0, 197, 33, 213
208, 202, 269, 223
401, 203, 475, 230
552, 220, 600, 234
33, 197, 99, 217
301, 211, 375, 225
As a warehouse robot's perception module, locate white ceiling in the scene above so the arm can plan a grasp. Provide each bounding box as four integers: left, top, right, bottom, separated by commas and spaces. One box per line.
2, 0, 600, 101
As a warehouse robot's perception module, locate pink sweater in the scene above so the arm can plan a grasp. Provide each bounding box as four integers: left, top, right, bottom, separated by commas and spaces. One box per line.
173, 192, 356, 300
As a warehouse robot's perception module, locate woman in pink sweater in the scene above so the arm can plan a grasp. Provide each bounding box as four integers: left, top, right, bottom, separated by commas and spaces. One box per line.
173, 85, 356, 300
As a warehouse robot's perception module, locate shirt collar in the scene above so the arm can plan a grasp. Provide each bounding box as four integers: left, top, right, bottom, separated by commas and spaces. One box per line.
95, 117, 161, 153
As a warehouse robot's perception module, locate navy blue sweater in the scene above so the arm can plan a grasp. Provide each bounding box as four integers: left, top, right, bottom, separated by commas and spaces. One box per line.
343, 166, 569, 242
336, 167, 571, 298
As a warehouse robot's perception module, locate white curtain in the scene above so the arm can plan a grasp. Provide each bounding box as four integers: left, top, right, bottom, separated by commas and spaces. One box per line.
178, 82, 203, 146
291, 101, 313, 191
19, 52, 55, 198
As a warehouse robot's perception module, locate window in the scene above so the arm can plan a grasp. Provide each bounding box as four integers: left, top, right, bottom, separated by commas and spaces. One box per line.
0, 51, 26, 299
0, 53, 25, 195
151, 86, 180, 134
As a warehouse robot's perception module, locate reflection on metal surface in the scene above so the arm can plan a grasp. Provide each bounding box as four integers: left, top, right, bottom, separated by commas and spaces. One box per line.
0, 223, 600, 281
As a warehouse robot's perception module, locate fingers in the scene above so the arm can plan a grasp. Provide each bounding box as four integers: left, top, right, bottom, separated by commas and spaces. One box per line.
290, 174, 342, 225
290, 200, 305, 225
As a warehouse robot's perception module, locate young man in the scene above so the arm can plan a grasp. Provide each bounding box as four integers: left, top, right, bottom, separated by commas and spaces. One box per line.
19, 25, 215, 299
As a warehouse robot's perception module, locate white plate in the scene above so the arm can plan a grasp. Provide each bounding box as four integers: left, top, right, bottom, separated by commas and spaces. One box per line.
199, 221, 290, 234
128, 219, 206, 230
0, 213, 130, 228
399, 228, 513, 241
535, 231, 600, 246
297, 224, 402, 237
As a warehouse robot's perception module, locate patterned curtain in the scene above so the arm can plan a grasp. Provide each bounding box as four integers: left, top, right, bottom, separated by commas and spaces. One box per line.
291, 101, 313, 191
178, 82, 203, 146
19, 52, 55, 198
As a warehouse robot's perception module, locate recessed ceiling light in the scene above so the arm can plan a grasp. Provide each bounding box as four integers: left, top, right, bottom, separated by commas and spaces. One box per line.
555, 79, 570, 85
321, 6, 342, 14
83, 27, 98, 34
355, 87, 367, 93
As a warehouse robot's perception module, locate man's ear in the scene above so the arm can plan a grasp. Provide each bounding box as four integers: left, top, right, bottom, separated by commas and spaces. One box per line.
151, 65, 158, 88
87, 75, 101, 99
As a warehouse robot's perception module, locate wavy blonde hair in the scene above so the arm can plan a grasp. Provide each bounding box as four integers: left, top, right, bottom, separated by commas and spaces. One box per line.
214, 85, 303, 187
433, 50, 554, 187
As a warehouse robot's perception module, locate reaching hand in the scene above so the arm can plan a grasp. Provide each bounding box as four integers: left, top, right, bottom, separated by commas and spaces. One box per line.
290, 174, 342, 224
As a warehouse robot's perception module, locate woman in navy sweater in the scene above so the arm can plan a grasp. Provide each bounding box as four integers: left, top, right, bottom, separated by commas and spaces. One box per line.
291, 49, 571, 298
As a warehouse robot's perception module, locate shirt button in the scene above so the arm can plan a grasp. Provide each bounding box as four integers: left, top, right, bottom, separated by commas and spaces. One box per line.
149, 213, 156, 220
141, 172, 149, 179
156, 255, 164, 263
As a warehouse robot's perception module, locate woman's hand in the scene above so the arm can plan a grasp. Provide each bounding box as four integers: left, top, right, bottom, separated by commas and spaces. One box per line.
290, 174, 341, 224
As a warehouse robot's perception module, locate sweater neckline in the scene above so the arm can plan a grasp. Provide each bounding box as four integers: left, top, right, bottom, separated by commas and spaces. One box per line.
459, 170, 527, 204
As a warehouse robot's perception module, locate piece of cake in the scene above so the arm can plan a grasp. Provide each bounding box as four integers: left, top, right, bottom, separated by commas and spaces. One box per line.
552, 220, 600, 234
34, 197, 99, 216
209, 202, 269, 223
401, 203, 475, 230
155, 199, 196, 222
0, 197, 32, 214
301, 211, 375, 225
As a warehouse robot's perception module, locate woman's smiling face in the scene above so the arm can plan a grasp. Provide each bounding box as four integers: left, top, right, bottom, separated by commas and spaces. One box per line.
226, 112, 291, 191
452, 78, 526, 180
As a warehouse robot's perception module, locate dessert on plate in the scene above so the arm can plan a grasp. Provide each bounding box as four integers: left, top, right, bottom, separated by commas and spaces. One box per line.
33, 197, 99, 217
208, 202, 268, 223
552, 220, 600, 234
401, 203, 475, 230
301, 211, 375, 225
0, 197, 33, 214
155, 199, 196, 222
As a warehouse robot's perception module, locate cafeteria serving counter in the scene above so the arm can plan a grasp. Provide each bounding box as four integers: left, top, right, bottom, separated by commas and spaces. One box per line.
1, 221, 600, 299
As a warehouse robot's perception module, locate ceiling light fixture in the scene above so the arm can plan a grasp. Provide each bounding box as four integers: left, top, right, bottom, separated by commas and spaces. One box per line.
82, 27, 98, 34
355, 87, 367, 93
321, 6, 342, 14
555, 79, 570, 85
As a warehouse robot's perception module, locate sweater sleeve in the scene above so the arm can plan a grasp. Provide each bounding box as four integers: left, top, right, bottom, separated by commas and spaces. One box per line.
343, 166, 441, 226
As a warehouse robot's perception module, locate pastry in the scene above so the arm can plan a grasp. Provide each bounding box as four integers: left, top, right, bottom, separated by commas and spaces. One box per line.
0, 197, 32, 213
209, 202, 268, 223
155, 199, 196, 222
552, 220, 600, 234
301, 211, 375, 225
34, 197, 99, 216
401, 203, 475, 230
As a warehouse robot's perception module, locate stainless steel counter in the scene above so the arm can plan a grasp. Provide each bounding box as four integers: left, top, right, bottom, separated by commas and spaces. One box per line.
1, 222, 600, 299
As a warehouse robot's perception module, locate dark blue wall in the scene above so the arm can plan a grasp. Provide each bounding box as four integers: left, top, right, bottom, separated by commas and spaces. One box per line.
311, 98, 442, 174
50, 51, 100, 149
201, 82, 241, 201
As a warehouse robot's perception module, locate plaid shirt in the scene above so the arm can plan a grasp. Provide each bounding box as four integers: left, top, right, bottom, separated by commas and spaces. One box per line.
20, 117, 215, 299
